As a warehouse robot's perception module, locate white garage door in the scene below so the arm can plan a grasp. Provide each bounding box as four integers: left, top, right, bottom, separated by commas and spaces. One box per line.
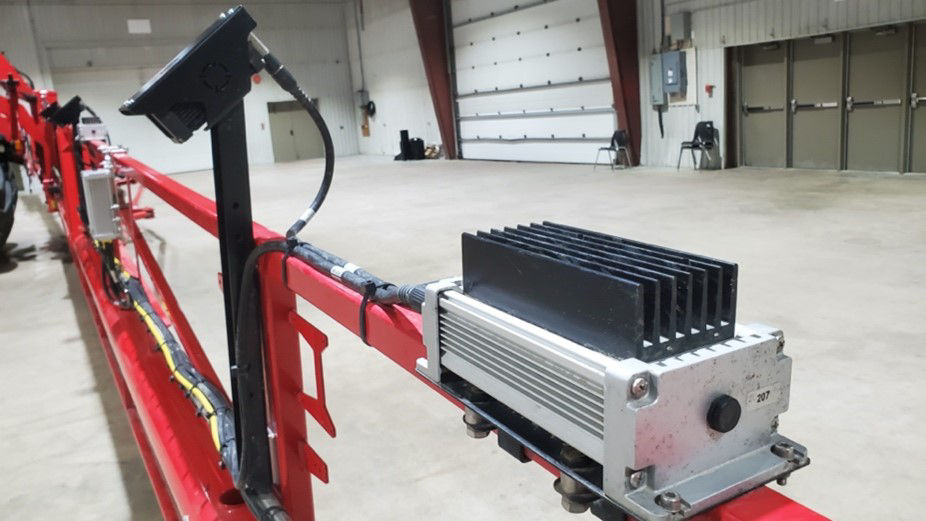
452, 0, 615, 163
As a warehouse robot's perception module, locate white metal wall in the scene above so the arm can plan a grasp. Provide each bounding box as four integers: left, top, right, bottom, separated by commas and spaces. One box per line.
345, 0, 441, 156
637, 0, 926, 167
452, 0, 615, 163
4, 1, 358, 173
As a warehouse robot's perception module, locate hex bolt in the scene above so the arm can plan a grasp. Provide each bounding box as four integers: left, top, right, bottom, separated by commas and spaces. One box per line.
656, 491, 684, 513
560, 495, 589, 514
554, 474, 595, 514
628, 469, 646, 489
554, 446, 598, 514
630, 376, 649, 399
462, 406, 492, 439
771, 441, 796, 460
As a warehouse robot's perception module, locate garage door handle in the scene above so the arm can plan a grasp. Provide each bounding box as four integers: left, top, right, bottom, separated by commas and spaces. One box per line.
847, 97, 902, 111
742, 104, 784, 113
792, 99, 839, 112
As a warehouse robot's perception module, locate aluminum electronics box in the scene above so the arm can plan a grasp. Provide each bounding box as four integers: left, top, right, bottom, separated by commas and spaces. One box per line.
80, 163, 119, 241
417, 223, 808, 521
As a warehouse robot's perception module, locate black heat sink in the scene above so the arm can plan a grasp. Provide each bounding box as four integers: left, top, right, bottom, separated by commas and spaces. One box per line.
461, 222, 737, 362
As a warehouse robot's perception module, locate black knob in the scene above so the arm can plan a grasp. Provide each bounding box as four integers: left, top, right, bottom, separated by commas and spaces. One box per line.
707, 394, 741, 433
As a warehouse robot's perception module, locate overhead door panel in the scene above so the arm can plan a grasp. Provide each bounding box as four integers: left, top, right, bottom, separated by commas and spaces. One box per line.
791, 35, 843, 169
911, 23, 926, 173
846, 26, 907, 172
457, 82, 613, 115
740, 43, 787, 167
452, 0, 614, 163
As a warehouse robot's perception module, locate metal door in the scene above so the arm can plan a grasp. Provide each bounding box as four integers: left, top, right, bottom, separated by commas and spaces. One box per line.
911, 24, 926, 173
791, 35, 843, 169
290, 110, 324, 160
846, 26, 908, 172
740, 43, 787, 167
269, 109, 297, 163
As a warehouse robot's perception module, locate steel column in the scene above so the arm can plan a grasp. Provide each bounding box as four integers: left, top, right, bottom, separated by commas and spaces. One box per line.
409, 0, 458, 159
597, 0, 642, 165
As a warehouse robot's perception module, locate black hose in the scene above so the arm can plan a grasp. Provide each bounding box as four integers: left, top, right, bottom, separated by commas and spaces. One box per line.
14, 68, 35, 89
97, 247, 241, 480
261, 53, 334, 241
230, 240, 291, 521
291, 242, 424, 311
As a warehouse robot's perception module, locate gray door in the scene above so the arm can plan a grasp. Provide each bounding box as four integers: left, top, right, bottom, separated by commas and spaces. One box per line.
741, 44, 787, 167
269, 109, 297, 163
791, 35, 843, 169
911, 24, 926, 173
290, 109, 324, 160
268, 100, 324, 163
846, 26, 908, 172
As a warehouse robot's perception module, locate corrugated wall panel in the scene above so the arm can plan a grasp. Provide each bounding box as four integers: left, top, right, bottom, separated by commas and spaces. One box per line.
345, 0, 441, 156
638, 0, 926, 166
30, 1, 357, 173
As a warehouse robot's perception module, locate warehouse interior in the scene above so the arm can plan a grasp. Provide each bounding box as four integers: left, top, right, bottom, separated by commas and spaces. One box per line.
1, 1, 924, 521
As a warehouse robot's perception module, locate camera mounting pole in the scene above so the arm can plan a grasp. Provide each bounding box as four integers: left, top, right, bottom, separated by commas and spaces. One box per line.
119, 6, 281, 516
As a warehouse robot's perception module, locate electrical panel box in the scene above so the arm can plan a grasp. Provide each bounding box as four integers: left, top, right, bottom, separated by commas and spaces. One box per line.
669, 11, 691, 43
648, 55, 666, 105
662, 50, 687, 95
81, 166, 119, 241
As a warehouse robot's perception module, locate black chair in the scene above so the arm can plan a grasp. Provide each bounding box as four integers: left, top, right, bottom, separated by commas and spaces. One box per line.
594, 129, 633, 170
677, 121, 716, 170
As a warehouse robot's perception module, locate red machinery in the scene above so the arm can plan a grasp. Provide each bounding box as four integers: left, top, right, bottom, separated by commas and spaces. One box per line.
1, 17, 828, 521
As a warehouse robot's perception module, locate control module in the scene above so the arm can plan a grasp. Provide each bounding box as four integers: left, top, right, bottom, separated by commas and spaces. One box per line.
418, 222, 808, 521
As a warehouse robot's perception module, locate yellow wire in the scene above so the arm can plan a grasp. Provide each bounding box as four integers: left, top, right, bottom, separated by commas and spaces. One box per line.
131, 296, 222, 449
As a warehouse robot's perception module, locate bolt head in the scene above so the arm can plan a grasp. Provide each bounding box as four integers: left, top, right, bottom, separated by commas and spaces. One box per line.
656, 491, 684, 513
628, 470, 646, 489
771, 442, 796, 460
466, 426, 489, 439
630, 376, 649, 399
561, 496, 590, 514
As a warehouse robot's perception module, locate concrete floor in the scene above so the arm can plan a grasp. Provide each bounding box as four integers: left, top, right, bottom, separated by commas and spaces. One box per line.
1, 156, 924, 521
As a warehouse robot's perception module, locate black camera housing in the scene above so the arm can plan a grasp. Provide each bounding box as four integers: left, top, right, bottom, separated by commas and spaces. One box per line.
119, 6, 257, 143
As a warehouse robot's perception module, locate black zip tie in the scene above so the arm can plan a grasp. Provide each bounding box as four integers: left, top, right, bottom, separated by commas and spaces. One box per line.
282, 237, 298, 285
358, 281, 395, 346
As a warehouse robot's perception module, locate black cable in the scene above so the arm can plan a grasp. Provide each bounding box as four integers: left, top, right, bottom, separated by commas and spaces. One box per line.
259, 51, 334, 241
95, 243, 240, 480
230, 240, 290, 521
14, 68, 35, 89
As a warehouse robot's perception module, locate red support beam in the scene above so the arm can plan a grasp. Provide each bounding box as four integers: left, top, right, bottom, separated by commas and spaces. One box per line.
409, 0, 457, 159
598, 0, 642, 165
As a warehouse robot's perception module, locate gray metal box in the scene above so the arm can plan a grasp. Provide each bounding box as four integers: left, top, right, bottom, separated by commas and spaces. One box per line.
80, 167, 119, 241
662, 50, 687, 95
420, 283, 809, 521
669, 11, 691, 43
648, 55, 666, 105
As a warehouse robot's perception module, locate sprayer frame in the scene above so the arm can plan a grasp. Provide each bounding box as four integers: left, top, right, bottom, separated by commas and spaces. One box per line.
0, 51, 829, 521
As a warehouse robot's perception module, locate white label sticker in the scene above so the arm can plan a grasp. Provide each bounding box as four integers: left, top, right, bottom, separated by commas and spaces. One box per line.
746, 384, 781, 411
